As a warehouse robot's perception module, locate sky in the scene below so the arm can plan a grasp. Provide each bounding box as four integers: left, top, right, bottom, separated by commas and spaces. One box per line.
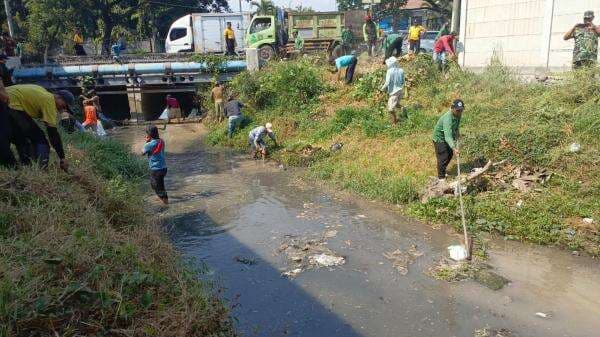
228, 0, 338, 12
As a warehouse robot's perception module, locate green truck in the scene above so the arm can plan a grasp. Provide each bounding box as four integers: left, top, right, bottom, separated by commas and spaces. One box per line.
245, 11, 345, 61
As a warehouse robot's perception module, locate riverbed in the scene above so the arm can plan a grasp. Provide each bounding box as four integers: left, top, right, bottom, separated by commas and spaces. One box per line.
116, 124, 600, 337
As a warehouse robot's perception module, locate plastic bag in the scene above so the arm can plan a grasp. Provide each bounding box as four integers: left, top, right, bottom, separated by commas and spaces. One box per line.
96, 120, 107, 137
159, 108, 169, 120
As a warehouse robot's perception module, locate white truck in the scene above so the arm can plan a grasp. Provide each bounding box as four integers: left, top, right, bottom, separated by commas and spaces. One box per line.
165, 13, 250, 54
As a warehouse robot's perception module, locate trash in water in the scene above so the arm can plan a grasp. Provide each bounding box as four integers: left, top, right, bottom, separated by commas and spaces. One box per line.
448, 245, 468, 261
310, 254, 345, 267
234, 256, 257, 265
282, 268, 302, 278
535, 312, 549, 319
324, 230, 338, 238
474, 328, 519, 337
569, 142, 581, 153
383, 245, 424, 275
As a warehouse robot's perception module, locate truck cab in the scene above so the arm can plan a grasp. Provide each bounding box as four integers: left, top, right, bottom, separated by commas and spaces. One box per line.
245, 15, 281, 61
166, 15, 194, 53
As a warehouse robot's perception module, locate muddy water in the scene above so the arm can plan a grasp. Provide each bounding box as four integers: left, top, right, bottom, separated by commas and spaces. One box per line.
117, 124, 599, 337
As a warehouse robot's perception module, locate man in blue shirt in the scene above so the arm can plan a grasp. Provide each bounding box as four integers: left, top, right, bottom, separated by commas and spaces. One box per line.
248, 123, 277, 159
335, 52, 358, 84
143, 125, 168, 204
380, 56, 405, 125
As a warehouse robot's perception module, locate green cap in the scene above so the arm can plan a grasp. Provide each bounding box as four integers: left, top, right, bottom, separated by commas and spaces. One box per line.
584, 10, 594, 19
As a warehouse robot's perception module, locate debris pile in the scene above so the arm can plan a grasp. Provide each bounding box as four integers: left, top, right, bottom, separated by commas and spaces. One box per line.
426, 258, 509, 290
383, 245, 424, 275
474, 328, 519, 337
278, 234, 346, 278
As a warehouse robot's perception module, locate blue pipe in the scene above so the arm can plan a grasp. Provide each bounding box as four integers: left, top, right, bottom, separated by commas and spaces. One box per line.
13, 60, 247, 80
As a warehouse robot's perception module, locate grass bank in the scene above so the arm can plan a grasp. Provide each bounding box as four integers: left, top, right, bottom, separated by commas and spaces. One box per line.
0, 133, 233, 336
204, 56, 599, 255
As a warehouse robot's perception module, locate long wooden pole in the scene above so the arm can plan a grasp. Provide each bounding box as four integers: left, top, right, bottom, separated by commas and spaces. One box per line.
3, 0, 15, 37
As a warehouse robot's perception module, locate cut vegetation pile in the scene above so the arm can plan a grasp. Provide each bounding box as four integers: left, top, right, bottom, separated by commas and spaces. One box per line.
0, 133, 233, 336
205, 55, 599, 255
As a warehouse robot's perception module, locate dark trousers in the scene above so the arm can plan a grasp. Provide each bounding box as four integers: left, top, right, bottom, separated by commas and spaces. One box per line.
150, 168, 168, 199
74, 44, 87, 56
225, 39, 237, 56
0, 102, 17, 168
7, 109, 51, 168
434, 141, 453, 179
385, 38, 403, 59
345, 57, 358, 84
409, 40, 420, 53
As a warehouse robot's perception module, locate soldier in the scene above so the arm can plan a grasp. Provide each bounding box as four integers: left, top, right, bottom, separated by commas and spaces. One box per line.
564, 11, 600, 69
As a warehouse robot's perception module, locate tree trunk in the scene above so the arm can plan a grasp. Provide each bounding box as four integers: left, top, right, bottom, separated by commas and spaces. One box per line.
3, 0, 15, 37
100, 7, 114, 56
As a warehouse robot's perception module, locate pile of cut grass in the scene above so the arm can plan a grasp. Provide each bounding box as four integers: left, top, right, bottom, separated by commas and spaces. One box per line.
0, 134, 233, 336
205, 57, 599, 255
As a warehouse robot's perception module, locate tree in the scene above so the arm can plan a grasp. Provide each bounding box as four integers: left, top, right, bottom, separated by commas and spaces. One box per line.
24, 0, 77, 61
422, 0, 452, 20
336, 0, 363, 11
250, 0, 275, 16
372, 0, 408, 20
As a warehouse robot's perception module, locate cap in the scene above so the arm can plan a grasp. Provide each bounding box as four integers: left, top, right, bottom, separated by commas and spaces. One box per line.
452, 99, 465, 111
265, 122, 273, 132
584, 10, 594, 19
55, 90, 76, 114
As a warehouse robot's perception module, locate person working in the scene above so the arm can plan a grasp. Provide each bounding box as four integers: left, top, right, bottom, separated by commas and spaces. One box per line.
165, 94, 182, 128
380, 56, 405, 126
341, 25, 355, 54
211, 82, 225, 122
82, 101, 98, 134
334, 53, 358, 84
248, 123, 277, 159
224, 22, 237, 56
433, 31, 457, 72
564, 10, 599, 69
73, 28, 86, 56
383, 33, 403, 60
432, 99, 464, 182
363, 16, 379, 57
293, 30, 304, 52
5, 84, 73, 170
143, 125, 168, 205
0, 79, 16, 167
111, 35, 126, 60
224, 95, 244, 138
408, 20, 426, 54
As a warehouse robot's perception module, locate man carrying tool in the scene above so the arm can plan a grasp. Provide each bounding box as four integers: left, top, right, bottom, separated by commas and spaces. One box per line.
433, 31, 457, 72
380, 56, 405, 126
224, 22, 237, 56
382, 32, 403, 61
432, 99, 464, 182
5, 84, 73, 170
363, 16, 379, 57
408, 19, 426, 54
249, 123, 277, 159
564, 11, 600, 69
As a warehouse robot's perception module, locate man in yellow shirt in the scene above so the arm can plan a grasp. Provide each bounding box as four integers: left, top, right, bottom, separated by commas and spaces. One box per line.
73, 28, 86, 56
6, 85, 74, 170
224, 22, 237, 56
408, 20, 426, 54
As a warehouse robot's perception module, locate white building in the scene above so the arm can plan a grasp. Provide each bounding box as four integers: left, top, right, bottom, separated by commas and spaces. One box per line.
458, 0, 600, 73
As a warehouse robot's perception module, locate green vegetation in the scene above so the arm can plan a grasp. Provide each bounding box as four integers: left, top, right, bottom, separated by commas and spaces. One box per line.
0, 134, 232, 336
204, 56, 599, 255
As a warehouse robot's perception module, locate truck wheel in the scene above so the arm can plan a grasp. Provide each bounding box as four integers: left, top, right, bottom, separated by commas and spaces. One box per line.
259, 45, 275, 61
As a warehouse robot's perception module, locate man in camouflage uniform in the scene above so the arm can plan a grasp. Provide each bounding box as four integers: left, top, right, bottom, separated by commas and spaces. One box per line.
564, 11, 600, 69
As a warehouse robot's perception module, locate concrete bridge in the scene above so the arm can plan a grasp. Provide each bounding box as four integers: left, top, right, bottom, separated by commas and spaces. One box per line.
12, 55, 249, 121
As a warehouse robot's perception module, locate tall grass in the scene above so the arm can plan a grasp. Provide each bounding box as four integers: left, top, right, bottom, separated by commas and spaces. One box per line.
0, 136, 233, 336
205, 57, 600, 254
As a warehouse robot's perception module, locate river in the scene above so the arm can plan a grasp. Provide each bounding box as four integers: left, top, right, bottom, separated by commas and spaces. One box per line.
116, 124, 600, 337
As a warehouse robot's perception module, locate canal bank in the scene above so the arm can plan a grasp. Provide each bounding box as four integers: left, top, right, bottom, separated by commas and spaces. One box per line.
119, 124, 600, 337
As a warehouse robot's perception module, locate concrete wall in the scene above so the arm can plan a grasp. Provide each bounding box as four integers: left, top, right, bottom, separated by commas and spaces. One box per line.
459, 0, 600, 73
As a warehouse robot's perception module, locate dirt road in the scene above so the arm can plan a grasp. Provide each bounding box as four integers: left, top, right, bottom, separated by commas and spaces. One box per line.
117, 124, 600, 337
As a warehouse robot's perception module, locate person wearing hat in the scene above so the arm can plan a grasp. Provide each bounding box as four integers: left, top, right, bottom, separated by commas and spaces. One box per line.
334, 51, 358, 84
380, 56, 405, 125
224, 94, 245, 138
5, 84, 73, 170
564, 11, 600, 69
142, 125, 168, 205
248, 123, 277, 159
363, 15, 379, 57
432, 99, 464, 181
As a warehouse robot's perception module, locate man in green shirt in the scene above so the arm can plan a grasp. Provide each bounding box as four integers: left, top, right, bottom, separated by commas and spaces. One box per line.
293, 30, 304, 51
432, 99, 464, 181
563, 10, 600, 68
383, 33, 403, 60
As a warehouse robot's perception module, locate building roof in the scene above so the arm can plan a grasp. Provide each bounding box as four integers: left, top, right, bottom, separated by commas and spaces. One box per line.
404, 0, 426, 10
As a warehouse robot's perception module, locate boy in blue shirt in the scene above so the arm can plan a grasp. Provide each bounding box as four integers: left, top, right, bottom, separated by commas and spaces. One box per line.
334, 52, 358, 84
142, 125, 168, 205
